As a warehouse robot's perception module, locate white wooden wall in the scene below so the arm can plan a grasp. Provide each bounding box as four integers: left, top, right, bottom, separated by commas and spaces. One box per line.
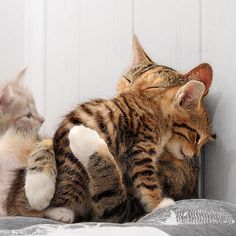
0, 0, 236, 203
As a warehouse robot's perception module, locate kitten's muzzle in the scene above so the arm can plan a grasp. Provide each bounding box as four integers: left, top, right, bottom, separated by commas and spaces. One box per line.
38, 116, 45, 124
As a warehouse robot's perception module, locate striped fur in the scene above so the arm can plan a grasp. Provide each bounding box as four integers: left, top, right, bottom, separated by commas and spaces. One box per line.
6, 36, 214, 223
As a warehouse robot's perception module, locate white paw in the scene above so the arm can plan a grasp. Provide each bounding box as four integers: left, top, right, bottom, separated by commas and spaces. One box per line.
156, 198, 175, 210
45, 207, 74, 223
68, 125, 106, 168
25, 172, 55, 211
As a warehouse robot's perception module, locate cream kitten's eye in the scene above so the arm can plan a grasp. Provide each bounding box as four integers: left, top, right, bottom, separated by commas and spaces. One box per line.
26, 112, 32, 119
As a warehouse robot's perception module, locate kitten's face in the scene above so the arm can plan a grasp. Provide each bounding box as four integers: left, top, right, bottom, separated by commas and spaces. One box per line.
161, 82, 215, 160
117, 36, 215, 160
0, 69, 44, 135
7, 91, 44, 135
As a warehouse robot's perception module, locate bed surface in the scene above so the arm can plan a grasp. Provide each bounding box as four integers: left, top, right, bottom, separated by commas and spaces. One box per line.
1, 199, 236, 236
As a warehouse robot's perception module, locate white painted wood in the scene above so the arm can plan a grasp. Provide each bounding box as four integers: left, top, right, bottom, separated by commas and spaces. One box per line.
44, 0, 133, 135
0, 0, 26, 81
45, 0, 81, 135
79, 0, 133, 102
202, 0, 236, 204
25, 0, 46, 132
134, 0, 200, 72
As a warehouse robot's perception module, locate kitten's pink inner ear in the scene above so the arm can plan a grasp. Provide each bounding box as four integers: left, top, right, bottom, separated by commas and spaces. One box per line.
0, 86, 14, 107
185, 63, 213, 96
177, 81, 205, 110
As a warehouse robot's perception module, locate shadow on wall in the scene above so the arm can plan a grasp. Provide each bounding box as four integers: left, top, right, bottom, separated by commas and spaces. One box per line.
205, 92, 222, 119
204, 91, 235, 201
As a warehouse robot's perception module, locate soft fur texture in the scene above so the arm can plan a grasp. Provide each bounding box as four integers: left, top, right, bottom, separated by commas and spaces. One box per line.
0, 69, 44, 215
6, 36, 215, 223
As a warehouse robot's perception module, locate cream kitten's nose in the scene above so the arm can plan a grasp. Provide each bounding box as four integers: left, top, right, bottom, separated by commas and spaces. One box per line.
38, 116, 45, 124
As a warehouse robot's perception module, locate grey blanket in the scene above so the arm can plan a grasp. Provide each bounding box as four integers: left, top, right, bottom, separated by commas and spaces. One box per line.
0, 199, 235, 236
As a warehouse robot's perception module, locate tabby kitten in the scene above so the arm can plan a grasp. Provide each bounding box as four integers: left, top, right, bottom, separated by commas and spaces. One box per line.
117, 38, 214, 200
0, 68, 44, 215
24, 36, 214, 214
6, 37, 214, 223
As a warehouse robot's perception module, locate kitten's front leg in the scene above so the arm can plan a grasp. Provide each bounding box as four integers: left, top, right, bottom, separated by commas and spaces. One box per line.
126, 142, 175, 213
25, 139, 57, 211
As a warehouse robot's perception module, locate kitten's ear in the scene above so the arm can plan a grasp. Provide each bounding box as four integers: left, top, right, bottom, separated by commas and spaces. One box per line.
132, 35, 153, 66
14, 66, 28, 85
0, 86, 14, 109
185, 63, 212, 96
175, 81, 205, 110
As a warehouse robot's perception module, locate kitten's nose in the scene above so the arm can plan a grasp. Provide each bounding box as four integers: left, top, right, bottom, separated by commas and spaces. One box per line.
39, 116, 45, 124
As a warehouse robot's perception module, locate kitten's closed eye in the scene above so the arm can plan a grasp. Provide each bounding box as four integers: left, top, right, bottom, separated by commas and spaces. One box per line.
209, 134, 216, 141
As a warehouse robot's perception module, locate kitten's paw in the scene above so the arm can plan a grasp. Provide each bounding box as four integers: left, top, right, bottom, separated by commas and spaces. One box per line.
69, 125, 106, 168
156, 198, 175, 210
25, 172, 55, 211
44, 207, 74, 223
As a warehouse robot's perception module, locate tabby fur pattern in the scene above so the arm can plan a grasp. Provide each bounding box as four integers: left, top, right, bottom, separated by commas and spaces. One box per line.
6, 36, 215, 223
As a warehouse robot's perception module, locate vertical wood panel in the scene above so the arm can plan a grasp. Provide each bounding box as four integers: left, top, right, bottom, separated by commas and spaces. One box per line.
25, 0, 46, 133
0, 0, 26, 80
134, 0, 200, 72
46, 0, 81, 135
79, 0, 133, 102
202, 0, 236, 204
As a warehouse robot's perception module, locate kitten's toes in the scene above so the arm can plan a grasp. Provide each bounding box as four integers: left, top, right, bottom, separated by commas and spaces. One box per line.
25, 172, 55, 211
69, 125, 106, 168
44, 207, 74, 223
156, 197, 175, 210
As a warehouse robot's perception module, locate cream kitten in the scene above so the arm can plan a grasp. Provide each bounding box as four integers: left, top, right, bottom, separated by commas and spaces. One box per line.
0, 68, 44, 215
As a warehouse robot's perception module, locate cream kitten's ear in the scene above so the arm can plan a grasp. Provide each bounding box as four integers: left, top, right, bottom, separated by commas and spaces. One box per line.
132, 35, 153, 66
185, 63, 212, 96
14, 66, 28, 85
0, 86, 14, 113
175, 81, 205, 111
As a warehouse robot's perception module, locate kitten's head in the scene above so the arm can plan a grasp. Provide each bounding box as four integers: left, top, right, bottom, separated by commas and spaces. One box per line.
161, 80, 215, 160
117, 35, 212, 95
117, 35, 215, 160
0, 68, 44, 135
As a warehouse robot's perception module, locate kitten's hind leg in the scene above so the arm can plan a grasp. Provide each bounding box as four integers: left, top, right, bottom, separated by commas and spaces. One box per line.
69, 125, 127, 222
7, 169, 74, 223
25, 139, 57, 211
